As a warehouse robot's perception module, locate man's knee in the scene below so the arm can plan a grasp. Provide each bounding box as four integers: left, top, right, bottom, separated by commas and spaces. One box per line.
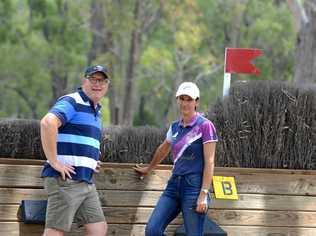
43, 228, 64, 236
85, 221, 107, 236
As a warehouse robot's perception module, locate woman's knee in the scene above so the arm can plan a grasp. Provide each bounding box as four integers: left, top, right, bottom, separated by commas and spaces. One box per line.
145, 223, 164, 236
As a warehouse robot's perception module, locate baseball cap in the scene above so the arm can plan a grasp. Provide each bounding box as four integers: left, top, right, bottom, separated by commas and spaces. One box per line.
176, 82, 200, 100
84, 65, 109, 78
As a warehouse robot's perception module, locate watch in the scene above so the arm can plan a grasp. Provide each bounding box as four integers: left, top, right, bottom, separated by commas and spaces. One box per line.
201, 188, 209, 194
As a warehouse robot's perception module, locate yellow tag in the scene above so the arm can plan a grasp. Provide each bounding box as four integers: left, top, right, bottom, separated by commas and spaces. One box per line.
212, 176, 238, 200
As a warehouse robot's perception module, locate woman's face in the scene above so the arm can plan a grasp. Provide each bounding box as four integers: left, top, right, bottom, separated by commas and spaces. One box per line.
177, 95, 199, 116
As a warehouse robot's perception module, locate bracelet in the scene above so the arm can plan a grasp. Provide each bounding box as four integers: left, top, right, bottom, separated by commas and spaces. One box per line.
201, 188, 209, 194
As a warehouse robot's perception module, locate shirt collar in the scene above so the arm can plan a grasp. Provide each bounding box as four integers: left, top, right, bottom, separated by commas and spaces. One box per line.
78, 87, 89, 102
179, 113, 199, 127
77, 87, 102, 111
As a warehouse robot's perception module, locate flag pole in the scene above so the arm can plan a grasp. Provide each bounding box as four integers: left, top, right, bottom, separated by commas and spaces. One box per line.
223, 48, 231, 97
223, 72, 231, 97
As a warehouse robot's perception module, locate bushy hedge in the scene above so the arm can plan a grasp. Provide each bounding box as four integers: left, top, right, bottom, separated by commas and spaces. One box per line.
0, 80, 315, 169
101, 126, 170, 163
0, 120, 169, 163
0, 119, 44, 159
209, 80, 316, 169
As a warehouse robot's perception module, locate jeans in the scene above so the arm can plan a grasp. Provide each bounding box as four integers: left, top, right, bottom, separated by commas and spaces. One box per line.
145, 173, 209, 236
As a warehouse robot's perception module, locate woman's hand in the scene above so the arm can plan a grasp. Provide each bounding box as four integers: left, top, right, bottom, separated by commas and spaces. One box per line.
195, 192, 208, 213
133, 164, 151, 180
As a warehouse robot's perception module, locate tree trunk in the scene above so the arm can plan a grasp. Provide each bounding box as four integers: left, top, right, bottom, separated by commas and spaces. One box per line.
287, 0, 308, 32
88, 0, 118, 124
37, 1, 69, 103
107, 57, 119, 125
87, 0, 107, 65
50, 69, 68, 105
294, 0, 316, 84
122, 0, 142, 126
10, 86, 38, 119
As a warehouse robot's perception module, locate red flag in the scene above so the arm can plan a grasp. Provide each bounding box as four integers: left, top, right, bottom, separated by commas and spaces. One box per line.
225, 48, 262, 75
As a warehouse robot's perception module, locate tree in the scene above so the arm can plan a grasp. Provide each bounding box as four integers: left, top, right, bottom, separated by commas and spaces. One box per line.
136, 0, 296, 126
27, 0, 90, 104
136, 0, 220, 125
0, 0, 51, 118
121, 0, 164, 126
87, 0, 117, 124
0, 0, 297, 124
293, 0, 316, 84
0, 0, 91, 119
84, 0, 164, 125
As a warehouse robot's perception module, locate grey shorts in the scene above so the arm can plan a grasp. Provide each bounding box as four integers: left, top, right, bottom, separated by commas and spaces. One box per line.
44, 177, 105, 232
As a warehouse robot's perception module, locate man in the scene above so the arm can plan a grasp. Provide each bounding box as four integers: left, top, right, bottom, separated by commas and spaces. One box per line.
41, 65, 110, 236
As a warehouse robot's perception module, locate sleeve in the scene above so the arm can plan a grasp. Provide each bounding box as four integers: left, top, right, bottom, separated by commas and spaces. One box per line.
49, 96, 76, 126
165, 125, 173, 143
201, 120, 218, 144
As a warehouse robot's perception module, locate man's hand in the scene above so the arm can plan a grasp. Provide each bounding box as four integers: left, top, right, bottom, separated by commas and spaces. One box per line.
94, 160, 102, 173
51, 161, 76, 180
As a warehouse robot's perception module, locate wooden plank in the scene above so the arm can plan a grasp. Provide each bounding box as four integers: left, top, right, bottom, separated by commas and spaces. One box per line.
209, 209, 316, 227
0, 188, 46, 204
222, 225, 316, 236
97, 191, 316, 212
212, 193, 316, 211
98, 190, 160, 207
229, 173, 316, 196
0, 158, 44, 166
96, 168, 316, 195
100, 191, 316, 211
95, 167, 171, 191
0, 205, 26, 221
2, 164, 316, 196
106, 224, 177, 236
0, 222, 44, 236
1, 222, 316, 236
2, 158, 316, 176
2, 188, 316, 212
3, 204, 316, 227
0, 205, 172, 225
0, 158, 174, 170
0, 223, 178, 236
0, 165, 43, 188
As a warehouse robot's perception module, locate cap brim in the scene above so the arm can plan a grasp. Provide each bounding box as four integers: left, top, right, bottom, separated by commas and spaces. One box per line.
99, 71, 109, 78
86, 70, 109, 78
176, 92, 197, 100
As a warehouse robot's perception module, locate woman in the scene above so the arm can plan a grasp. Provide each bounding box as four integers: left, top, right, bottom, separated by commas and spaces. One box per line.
134, 82, 218, 236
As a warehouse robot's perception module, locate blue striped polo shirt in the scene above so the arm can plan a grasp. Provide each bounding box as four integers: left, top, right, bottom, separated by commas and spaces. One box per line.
41, 88, 102, 183
166, 114, 218, 175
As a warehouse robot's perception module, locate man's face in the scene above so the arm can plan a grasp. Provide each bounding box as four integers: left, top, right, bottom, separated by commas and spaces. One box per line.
82, 72, 109, 105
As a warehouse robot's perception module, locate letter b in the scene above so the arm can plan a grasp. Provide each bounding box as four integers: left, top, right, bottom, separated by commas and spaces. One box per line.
221, 181, 233, 195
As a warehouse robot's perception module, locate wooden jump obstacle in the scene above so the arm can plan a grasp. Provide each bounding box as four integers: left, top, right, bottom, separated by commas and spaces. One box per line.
1, 158, 316, 236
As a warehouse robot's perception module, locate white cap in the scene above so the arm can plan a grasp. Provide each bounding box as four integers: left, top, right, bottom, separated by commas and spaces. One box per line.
175, 82, 200, 100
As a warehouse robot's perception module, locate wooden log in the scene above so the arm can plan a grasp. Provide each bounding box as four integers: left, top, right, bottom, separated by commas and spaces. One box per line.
2, 222, 316, 236
2, 188, 316, 212
1, 163, 316, 196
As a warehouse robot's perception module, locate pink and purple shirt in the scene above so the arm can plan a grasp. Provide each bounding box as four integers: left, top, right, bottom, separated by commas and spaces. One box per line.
166, 114, 218, 175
